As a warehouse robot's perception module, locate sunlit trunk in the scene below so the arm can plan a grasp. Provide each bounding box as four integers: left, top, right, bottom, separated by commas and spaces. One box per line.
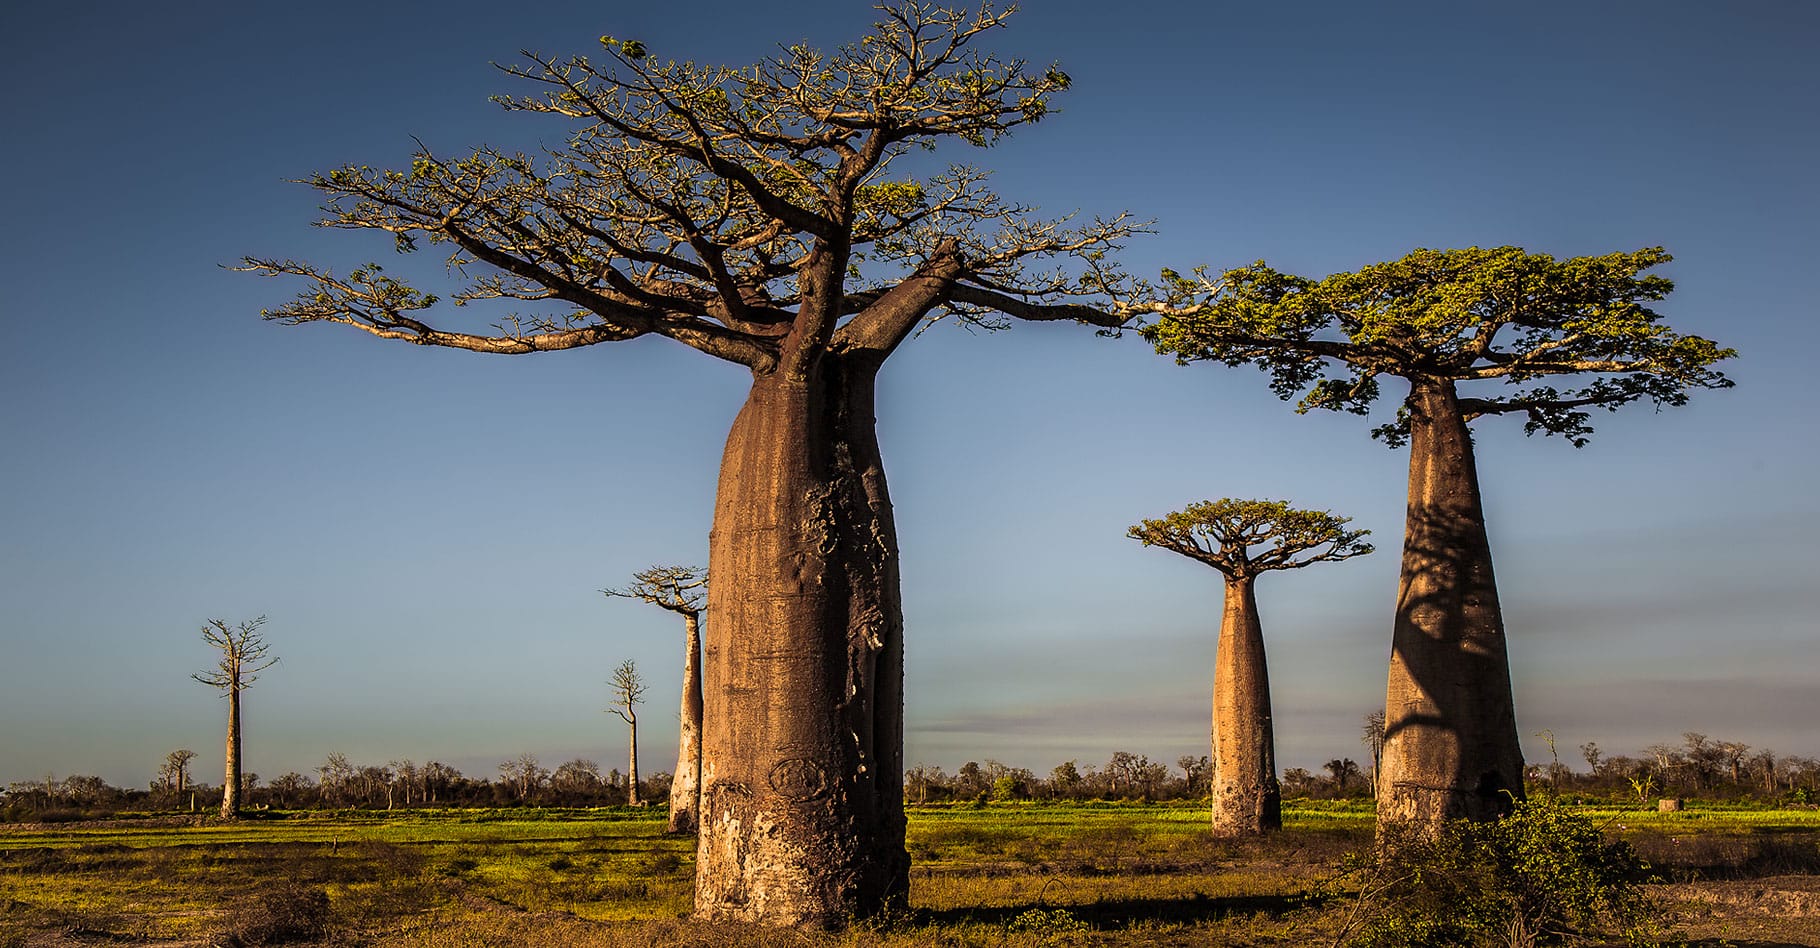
1210, 577, 1280, 835
1378, 378, 1525, 827
695, 353, 907, 926
220, 688, 242, 819
669, 612, 704, 833
627, 713, 641, 807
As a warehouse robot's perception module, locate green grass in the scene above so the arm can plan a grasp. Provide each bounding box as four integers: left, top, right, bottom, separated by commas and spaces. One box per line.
1, 800, 1814, 946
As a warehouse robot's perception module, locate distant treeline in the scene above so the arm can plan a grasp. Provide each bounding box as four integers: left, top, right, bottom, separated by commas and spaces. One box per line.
5, 731, 1817, 823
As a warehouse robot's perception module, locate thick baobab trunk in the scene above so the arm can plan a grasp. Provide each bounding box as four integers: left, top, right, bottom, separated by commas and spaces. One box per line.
1378, 378, 1525, 827
220, 688, 242, 819
696, 353, 906, 927
1210, 578, 1281, 835
669, 612, 704, 834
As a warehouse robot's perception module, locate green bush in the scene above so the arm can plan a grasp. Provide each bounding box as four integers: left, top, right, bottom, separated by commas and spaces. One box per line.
1006, 907, 1092, 945
1335, 796, 1667, 947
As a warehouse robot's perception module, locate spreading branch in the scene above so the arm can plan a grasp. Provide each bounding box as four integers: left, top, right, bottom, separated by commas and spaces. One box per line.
243, 3, 1146, 377
603, 564, 707, 617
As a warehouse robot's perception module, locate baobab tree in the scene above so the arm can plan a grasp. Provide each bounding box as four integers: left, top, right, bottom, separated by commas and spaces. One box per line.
605, 565, 707, 833
1361, 710, 1387, 796
1146, 246, 1734, 826
1129, 499, 1371, 835
607, 659, 647, 806
192, 616, 278, 819
239, 4, 1143, 924
158, 749, 197, 804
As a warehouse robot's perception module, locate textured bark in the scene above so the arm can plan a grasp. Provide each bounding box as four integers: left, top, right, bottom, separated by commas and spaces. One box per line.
220, 690, 242, 819
695, 352, 906, 927
1210, 578, 1280, 836
1378, 378, 1525, 827
670, 612, 705, 834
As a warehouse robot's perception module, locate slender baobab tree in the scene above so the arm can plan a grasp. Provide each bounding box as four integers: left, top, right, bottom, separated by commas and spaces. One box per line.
605, 565, 707, 833
1129, 499, 1371, 835
240, 4, 1145, 922
1361, 710, 1387, 796
1146, 246, 1734, 827
192, 617, 278, 819
608, 659, 648, 806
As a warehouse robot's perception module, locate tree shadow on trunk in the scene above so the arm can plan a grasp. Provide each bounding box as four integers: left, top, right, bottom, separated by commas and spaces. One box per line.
1379, 501, 1524, 827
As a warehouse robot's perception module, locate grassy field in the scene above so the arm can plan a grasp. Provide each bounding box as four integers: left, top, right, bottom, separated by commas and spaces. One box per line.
2, 801, 1816, 946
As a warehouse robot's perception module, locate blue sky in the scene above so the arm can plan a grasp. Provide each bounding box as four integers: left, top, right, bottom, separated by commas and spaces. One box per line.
2, 2, 1815, 790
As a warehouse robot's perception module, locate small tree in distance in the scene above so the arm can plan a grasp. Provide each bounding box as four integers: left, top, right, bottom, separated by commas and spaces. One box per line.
608, 660, 647, 806
1130, 499, 1371, 836
158, 749, 197, 805
192, 617, 278, 819
605, 566, 707, 832
1146, 246, 1734, 827
1361, 710, 1387, 796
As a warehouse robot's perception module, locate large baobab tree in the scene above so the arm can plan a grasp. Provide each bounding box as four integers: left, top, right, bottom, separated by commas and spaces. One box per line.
605, 565, 708, 833
1129, 499, 1371, 835
240, 4, 1141, 924
192, 616, 278, 819
607, 659, 647, 806
1146, 247, 1734, 827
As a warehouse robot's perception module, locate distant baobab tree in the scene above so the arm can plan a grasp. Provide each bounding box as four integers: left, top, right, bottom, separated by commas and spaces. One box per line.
238, 4, 1144, 923
607, 660, 647, 806
1129, 499, 1372, 836
1361, 710, 1387, 796
1325, 757, 1362, 791
192, 616, 278, 819
605, 565, 707, 833
1146, 247, 1734, 827
158, 748, 197, 804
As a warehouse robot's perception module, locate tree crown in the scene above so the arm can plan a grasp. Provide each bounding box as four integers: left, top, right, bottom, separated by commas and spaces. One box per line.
192, 617, 278, 692
1127, 498, 1372, 579
603, 564, 706, 615
1143, 246, 1735, 446
608, 659, 646, 723
240, 3, 1143, 377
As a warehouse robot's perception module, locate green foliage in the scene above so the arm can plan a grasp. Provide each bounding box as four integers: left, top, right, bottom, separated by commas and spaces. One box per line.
1127, 498, 1371, 578
1006, 907, 1092, 944
242, 2, 1137, 361
1335, 797, 1665, 947
1145, 246, 1735, 447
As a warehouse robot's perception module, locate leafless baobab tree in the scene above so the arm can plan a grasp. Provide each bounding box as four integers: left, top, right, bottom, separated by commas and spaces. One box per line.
192, 616, 278, 819
1130, 500, 1371, 836
607, 659, 647, 806
606, 566, 707, 833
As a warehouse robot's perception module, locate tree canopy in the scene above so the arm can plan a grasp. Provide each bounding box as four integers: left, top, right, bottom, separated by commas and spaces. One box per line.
192, 617, 279, 692
603, 565, 706, 616
1128, 499, 1373, 579
1143, 246, 1735, 445
240, 3, 1142, 373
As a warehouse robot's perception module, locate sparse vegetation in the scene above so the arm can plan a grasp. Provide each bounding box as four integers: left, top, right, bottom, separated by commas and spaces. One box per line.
2, 801, 1815, 945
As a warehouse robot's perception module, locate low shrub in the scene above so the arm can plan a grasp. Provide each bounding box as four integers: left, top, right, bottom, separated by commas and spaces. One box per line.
1333, 796, 1665, 947
220, 883, 331, 946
